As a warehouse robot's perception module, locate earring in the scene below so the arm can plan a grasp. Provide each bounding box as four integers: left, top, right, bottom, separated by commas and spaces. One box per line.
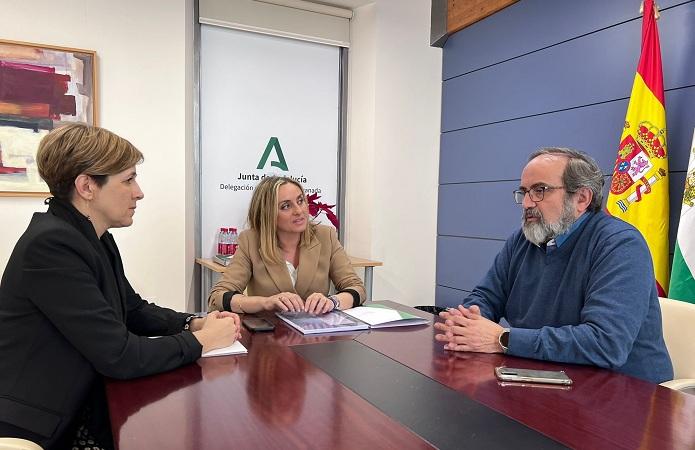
85, 198, 92, 222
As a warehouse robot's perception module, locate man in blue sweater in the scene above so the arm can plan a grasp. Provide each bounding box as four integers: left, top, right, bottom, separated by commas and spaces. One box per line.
434, 148, 673, 383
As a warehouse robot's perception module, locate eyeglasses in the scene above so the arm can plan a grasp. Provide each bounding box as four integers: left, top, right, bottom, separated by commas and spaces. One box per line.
513, 185, 565, 204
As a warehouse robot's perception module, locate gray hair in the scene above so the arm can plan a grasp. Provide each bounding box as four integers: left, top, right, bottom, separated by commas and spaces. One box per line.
528, 147, 605, 212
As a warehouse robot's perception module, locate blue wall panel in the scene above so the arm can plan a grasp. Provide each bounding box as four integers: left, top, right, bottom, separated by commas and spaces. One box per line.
436, 1, 695, 307
437, 237, 504, 292
438, 181, 521, 239
436, 285, 470, 308
440, 100, 627, 183
443, 0, 688, 79
442, 3, 695, 132
440, 86, 695, 185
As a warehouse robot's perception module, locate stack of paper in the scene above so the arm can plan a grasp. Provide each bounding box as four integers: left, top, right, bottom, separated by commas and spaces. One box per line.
343, 304, 429, 328
202, 341, 248, 357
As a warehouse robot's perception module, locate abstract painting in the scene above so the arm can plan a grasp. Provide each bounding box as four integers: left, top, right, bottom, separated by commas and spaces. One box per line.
0, 40, 96, 196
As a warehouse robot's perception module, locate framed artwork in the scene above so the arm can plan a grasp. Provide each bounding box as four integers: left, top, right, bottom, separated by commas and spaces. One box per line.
0, 39, 97, 196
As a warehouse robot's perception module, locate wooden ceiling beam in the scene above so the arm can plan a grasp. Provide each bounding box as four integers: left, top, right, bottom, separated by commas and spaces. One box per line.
431, 0, 518, 47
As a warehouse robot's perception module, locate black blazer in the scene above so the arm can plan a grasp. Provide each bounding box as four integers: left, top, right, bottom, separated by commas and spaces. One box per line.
0, 198, 202, 449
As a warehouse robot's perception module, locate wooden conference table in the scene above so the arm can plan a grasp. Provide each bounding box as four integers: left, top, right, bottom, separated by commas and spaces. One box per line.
106, 302, 695, 449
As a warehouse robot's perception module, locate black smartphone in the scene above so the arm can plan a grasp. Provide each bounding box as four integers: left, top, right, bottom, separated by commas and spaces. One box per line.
242, 317, 275, 332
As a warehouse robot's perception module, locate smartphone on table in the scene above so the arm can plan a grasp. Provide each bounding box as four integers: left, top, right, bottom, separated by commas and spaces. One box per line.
242, 317, 275, 332
495, 366, 573, 386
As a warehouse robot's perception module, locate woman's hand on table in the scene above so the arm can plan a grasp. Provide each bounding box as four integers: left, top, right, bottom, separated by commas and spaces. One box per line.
304, 293, 334, 315
265, 292, 304, 312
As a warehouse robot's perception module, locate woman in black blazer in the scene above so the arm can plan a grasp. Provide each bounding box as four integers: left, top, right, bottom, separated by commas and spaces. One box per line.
0, 124, 240, 449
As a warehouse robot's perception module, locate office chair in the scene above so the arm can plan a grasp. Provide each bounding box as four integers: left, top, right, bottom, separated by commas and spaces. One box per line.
658, 297, 695, 392
0, 438, 43, 450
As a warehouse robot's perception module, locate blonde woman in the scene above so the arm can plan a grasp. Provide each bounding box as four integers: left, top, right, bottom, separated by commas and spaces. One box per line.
209, 176, 365, 315
0, 124, 239, 449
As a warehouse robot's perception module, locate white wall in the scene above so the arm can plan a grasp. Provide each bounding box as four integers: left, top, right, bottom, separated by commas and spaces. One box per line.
345, 0, 442, 306
0, 0, 196, 312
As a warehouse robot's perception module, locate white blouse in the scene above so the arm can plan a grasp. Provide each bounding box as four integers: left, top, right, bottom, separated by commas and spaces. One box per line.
285, 260, 298, 287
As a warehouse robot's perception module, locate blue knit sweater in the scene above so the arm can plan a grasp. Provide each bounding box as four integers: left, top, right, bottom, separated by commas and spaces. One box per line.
463, 211, 673, 383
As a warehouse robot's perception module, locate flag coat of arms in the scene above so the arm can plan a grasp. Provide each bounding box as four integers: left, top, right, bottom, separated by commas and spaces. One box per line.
669, 131, 695, 303
606, 0, 669, 296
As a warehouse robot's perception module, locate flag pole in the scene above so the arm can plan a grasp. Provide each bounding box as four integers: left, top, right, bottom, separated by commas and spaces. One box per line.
640, 1, 661, 19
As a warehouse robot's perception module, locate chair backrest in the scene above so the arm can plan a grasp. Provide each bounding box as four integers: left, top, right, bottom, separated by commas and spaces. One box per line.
659, 297, 695, 379
0, 438, 43, 450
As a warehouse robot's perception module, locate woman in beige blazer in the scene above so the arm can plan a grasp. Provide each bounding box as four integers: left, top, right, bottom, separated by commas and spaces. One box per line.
208, 176, 365, 314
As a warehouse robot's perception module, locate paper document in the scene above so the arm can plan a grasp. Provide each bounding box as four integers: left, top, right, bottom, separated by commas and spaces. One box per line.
149, 335, 247, 357
343, 304, 429, 328
202, 340, 248, 357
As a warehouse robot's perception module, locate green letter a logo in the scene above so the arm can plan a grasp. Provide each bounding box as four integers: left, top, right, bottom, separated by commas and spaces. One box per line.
257, 137, 289, 171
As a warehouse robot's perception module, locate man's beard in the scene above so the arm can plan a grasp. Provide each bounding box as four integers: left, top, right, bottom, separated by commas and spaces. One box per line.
522, 197, 577, 246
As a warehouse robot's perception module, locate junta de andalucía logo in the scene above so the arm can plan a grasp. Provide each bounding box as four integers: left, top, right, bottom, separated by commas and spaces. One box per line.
256, 137, 288, 171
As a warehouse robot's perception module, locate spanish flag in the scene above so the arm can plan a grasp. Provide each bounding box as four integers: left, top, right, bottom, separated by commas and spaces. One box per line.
606, 0, 669, 296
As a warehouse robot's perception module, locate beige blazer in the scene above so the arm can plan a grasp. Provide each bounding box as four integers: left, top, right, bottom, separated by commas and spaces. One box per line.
208, 225, 365, 311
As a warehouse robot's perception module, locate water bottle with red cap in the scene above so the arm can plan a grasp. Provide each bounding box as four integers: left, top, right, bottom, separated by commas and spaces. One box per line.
228, 227, 238, 255
217, 227, 227, 255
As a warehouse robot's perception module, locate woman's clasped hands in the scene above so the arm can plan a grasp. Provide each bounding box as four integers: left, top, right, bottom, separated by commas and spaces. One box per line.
191, 311, 241, 353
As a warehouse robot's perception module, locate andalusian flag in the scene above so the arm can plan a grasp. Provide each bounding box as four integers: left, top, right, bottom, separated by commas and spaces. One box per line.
607, 0, 669, 296
669, 130, 695, 303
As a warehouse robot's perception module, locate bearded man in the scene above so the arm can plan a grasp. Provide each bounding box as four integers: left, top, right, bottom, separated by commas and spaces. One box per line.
434, 147, 673, 383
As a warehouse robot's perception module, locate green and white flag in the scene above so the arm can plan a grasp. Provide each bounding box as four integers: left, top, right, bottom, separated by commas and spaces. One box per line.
669, 129, 695, 303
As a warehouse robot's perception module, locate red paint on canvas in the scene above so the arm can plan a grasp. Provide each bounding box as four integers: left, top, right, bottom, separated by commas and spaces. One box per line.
0, 61, 76, 118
